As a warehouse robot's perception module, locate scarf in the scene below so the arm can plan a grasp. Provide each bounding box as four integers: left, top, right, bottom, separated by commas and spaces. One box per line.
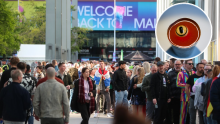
78, 76, 95, 113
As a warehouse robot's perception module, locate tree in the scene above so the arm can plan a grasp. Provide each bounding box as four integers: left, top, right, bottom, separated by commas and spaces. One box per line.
0, 0, 22, 55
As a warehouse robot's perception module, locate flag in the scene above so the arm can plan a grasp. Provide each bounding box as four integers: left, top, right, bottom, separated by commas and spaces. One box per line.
115, 6, 125, 29
120, 49, 123, 61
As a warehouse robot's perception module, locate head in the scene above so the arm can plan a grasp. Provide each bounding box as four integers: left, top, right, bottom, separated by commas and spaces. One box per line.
11, 69, 23, 83
47, 67, 56, 79
154, 57, 161, 65
42, 61, 46, 66
201, 59, 207, 65
17, 62, 26, 73
196, 63, 204, 74
212, 65, 220, 79
90, 68, 97, 76
10, 57, 20, 67
52, 60, 58, 66
99, 60, 105, 70
184, 60, 193, 71
82, 67, 89, 78
137, 67, 145, 84
126, 70, 132, 78
169, 58, 177, 68
73, 63, 79, 69
204, 64, 212, 77
38, 62, 42, 66
25, 64, 31, 74
174, 60, 182, 72
157, 61, 165, 74
143, 62, 150, 74
119, 61, 126, 70
2, 60, 6, 65
45, 64, 54, 71
131, 66, 139, 79
58, 62, 66, 73
150, 64, 158, 74
36, 66, 43, 73
164, 62, 169, 71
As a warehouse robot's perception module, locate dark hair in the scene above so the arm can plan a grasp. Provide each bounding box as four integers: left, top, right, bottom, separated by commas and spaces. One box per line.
196, 63, 205, 67
118, 61, 126, 66
10, 57, 20, 66
154, 57, 161, 62
38, 62, 42, 66
99, 60, 104, 63
36, 66, 43, 71
58, 62, 65, 68
45, 64, 54, 70
52, 60, 57, 65
185, 59, 193, 64
90, 61, 93, 64
82, 67, 89, 74
26, 64, 31, 73
17, 62, 26, 72
170, 58, 177, 64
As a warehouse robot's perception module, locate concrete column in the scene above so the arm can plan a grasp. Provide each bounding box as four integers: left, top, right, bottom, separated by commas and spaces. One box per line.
72, 0, 78, 62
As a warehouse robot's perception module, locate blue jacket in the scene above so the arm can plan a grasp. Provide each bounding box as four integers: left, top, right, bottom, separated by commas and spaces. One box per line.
0, 82, 31, 121
210, 78, 220, 121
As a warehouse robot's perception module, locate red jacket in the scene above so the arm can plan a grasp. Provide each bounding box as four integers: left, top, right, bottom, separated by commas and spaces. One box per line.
36, 77, 64, 87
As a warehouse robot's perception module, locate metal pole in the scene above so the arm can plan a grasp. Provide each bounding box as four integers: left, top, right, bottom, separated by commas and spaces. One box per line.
113, 0, 116, 61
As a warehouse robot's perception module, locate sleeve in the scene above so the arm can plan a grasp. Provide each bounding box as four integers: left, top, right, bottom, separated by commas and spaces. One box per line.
176, 72, 186, 88
62, 86, 70, 123
150, 74, 157, 99
128, 77, 135, 99
113, 71, 119, 91
201, 82, 206, 96
33, 86, 41, 117
137, 83, 142, 88
210, 81, 220, 112
141, 76, 148, 92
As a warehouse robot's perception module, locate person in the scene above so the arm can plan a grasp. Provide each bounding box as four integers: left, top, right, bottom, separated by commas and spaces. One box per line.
71, 67, 96, 124
176, 59, 195, 124
7, 62, 36, 124
33, 67, 69, 124
57, 62, 73, 99
113, 61, 128, 108
129, 66, 139, 90
201, 59, 208, 65
186, 63, 204, 124
89, 68, 97, 80
108, 66, 115, 114
126, 70, 132, 79
0, 57, 20, 91
35, 66, 45, 81
52, 60, 59, 72
141, 64, 157, 121
68, 64, 79, 82
209, 67, 220, 124
94, 60, 113, 118
36, 64, 64, 87
168, 60, 182, 124
153, 57, 161, 65
168, 58, 177, 73
113, 63, 119, 71
164, 62, 169, 73
150, 61, 171, 124
25, 64, 37, 85
1, 60, 9, 72
143, 62, 150, 76
0, 69, 31, 124
0, 67, 2, 80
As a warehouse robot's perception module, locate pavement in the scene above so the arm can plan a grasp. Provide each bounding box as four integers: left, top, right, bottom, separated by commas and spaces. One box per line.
34, 113, 113, 124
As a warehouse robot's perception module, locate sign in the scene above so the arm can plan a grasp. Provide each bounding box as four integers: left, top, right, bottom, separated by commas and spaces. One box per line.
78, 2, 156, 31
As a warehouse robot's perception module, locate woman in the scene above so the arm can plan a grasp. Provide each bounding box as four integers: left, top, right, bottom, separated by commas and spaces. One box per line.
143, 62, 150, 76
129, 66, 139, 90
127, 70, 132, 79
128, 67, 146, 117
35, 66, 45, 81
71, 67, 96, 124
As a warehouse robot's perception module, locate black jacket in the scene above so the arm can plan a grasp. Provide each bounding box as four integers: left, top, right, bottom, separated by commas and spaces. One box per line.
150, 72, 171, 100
0, 82, 31, 121
201, 78, 212, 112
71, 79, 96, 113
168, 69, 181, 99
113, 68, 128, 91
128, 76, 146, 100
0, 67, 16, 91
210, 78, 220, 121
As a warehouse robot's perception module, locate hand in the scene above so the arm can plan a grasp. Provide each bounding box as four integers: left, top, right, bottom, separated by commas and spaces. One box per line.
34, 114, 40, 121
97, 90, 100, 94
66, 85, 70, 90
105, 88, 109, 92
153, 99, 157, 105
167, 98, 171, 103
133, 84, 137, 89
89, 92, 93, 97
4, 81, 8, 87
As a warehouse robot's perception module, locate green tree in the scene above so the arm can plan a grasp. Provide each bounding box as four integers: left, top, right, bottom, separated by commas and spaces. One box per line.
0, 0, 22, 55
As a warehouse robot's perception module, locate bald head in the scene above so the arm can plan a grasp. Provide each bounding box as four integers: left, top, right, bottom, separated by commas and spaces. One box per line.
47, 67, 56, 79
11, 69, 23, 83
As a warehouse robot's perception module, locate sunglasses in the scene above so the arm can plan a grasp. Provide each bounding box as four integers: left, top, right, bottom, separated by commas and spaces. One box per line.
187, 63, 193, 65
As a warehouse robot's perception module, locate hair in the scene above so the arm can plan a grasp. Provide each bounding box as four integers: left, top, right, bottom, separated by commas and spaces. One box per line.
212, 65, 220, 79
174, 60, 182, 64
38, 62, 42, 66
205, 64, 212, 68
128, 69, 133, 74
26, 64, 31, 73
136, 67, 145, 84
184, 59, 193, 64
10, 57, 20, 66
36, 66, 43, 72
154, 57, 161, 62
99, 60, 104, 63
170, 58, 177, 64
130, 66, 138, 80
82, 67, 89, 74
17, 62, 26, 72
151, 64, 157, 69
196, 63, 204, 67
73, 63, 79, 68
0, 67, 3, 73
119, 61, 126, 66
58, 62, 65, 68
143, 62, 150, 74
11, 69, 22, 81
45, 64, 54, 70
52, 60, 57, 66
42, 61, 46, 66
47, 67, 56, 78
201, 59, 207, 63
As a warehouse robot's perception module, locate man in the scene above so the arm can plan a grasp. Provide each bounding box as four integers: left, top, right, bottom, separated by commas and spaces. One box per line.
141, 64, 157, 120
150, 61, 171, 124
7, 62, 36, 124
52, 60, 59, 72
201, 59, 207, 65
36, 64, 64, 87
0, 57, 20, 91
0, 69, 31, 124
168, 60, 182, 124
33, 67, 69, 124
168, 58, 177, 73
57, 62, 73, 98
94, 60, 113, 118
176, 60, 195, 124
186, 63, 204, 124
113, 61, 128, 108
25, 64, 37, 85
1, 60, 9, 72
164, 62, 169, 73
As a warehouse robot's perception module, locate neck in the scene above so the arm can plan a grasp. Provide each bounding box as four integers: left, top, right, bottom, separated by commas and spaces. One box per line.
196, 72, 202, 76
90, 74, 94, 77
186, 68, 191, 72
48, 77, 55, 80
101, 67, 104, 70
11, 65, 17, 68
59, 71, 64, 75
13, 80, 20, 83
83, 77, 87, 80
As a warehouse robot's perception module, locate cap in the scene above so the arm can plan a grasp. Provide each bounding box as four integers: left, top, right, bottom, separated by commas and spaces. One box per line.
113, 63, 119, 67
157, 61, 164, 66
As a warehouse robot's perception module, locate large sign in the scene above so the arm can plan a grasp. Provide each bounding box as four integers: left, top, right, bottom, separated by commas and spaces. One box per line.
78, 2, 156, 31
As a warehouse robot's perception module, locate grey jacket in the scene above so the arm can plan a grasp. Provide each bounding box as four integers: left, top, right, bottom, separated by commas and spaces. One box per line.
33, 79, 70, 122
141, 73, 153, 100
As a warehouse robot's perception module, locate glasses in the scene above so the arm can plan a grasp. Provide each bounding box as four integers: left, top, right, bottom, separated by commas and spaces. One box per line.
175, 64, 181, 66
205, 69, 212, 72
187, 63, 193, 65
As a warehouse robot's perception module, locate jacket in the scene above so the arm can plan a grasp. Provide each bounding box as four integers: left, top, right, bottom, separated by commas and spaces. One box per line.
71, 79, 96, 113
141, 73, 153, 100
168, 69, 181, 99
113, 68, 128, 91
201, 79, 212, 113
33, 79, 70, 123
210, 77, 220, 121
128, 76, 146, 100
0, 67, 16, 91
57, 71, 73, 98
0, 82, 31, 122
150, 72, 171, 100
68, 67, 79, 82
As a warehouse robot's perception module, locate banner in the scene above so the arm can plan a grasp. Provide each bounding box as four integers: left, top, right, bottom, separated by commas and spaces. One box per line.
78, 2, 156, 31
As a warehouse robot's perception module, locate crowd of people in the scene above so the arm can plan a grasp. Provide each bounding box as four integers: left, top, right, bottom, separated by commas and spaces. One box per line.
0, 56, 220, 124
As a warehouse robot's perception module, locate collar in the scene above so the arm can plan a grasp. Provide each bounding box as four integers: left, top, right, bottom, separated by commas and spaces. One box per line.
57, 71, 67, 77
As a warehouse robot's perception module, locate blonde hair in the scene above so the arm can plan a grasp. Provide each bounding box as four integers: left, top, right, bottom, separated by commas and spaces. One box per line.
131, 66, 138, 80
143, 62, 150, 74
137, 67, 145, 84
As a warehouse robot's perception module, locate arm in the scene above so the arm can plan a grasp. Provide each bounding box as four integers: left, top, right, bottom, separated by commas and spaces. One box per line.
150, 74, 157, 100
185, 84, 191, 98
113, 71, 119, 91
141, 76, 148, 92
68, 74, 74, 89
201, 82, 206, 96
33, 87, 41, 117
176, 72, 186, 88
62, 86, 70, 123
137, 83, 142, 88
